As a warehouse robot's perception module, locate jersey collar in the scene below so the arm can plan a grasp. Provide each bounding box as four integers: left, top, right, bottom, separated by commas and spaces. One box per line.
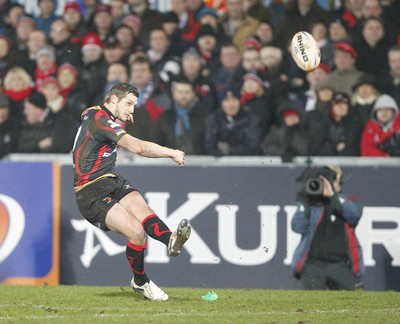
100, 104, 116, 121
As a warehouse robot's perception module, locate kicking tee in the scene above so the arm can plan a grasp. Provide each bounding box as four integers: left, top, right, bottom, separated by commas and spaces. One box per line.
72, 104, 127, 189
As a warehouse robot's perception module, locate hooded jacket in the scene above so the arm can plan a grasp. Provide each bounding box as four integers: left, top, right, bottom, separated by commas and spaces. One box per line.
361, 94, 400, 156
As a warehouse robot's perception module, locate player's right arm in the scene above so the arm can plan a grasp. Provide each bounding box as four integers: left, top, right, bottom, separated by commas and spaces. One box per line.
118, 134, 185, 166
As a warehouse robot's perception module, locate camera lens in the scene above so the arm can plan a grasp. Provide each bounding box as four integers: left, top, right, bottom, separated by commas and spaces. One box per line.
305, 178, 324, 195
309, 180, 320, 191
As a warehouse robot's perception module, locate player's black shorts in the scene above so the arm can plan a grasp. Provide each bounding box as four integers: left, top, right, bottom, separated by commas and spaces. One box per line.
75, 175, 137, 231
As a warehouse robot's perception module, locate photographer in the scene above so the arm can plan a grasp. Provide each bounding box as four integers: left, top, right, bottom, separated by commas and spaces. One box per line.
291, 166, 365, 290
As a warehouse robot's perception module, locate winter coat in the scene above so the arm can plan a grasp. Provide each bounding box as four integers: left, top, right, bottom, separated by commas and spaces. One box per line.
361, 114, 400, 156
154, 102, 207, 155
0, 117, 20, 158
16, 109, 55, 153
205, 108, 261, 156
261, 124, 309, 160
361, 96, 400, 156
306, 106, 364, 156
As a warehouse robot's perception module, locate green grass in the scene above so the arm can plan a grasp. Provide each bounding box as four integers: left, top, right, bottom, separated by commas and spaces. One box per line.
0, 286, 399, 323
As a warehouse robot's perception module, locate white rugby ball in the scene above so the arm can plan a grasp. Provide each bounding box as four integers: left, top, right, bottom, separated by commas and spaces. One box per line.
290, 31, 321, 72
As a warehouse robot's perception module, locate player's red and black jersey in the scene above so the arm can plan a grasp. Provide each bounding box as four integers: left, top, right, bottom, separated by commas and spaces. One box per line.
72, 104, 127, 188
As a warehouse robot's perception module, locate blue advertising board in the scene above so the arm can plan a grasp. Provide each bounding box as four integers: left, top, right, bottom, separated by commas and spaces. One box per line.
0, 162, 59, 285
60, 164, 400, 291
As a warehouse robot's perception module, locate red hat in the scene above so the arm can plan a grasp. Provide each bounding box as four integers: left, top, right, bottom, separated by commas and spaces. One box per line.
17, 15, 36, 28
316, 62, 331, 74
122, 14, 142, 29
243, 73, 264, 88
64, 1, 81, 14
242, 37, 262, 51
42, 76, 60, 89
57, 63, 78, 76
95, 4, 112, 15
81, 33, 103, 52
282, 109, 299, 119
334, 42, 358, 59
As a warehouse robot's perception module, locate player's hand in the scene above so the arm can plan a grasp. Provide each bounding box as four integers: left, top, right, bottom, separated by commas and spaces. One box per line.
171, 149, 185, 166
319, 176, 335, 198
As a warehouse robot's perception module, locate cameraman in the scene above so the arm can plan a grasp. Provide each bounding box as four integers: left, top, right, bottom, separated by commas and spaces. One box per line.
291, 166, 365, 290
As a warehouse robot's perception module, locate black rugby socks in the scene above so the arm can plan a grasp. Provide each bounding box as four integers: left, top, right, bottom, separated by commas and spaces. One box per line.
142, 214, 172, 246
126, 241, 149, 286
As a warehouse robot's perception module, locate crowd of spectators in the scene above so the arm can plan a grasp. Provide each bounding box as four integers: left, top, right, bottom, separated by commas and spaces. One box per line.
1, 0, 400, 160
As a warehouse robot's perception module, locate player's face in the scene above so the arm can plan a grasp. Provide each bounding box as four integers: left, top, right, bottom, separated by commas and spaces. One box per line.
116, 93, 138, 123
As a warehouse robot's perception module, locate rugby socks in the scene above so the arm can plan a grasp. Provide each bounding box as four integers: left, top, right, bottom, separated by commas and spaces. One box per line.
142, 214, 172, 246
126, 241, 149, 286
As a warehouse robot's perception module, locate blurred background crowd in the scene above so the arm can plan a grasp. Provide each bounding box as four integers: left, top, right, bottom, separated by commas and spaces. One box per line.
0, 0, 400, 160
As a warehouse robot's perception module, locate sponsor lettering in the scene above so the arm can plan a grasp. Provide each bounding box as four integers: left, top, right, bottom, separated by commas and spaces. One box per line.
71, 193, 400, 268
297, 35, 309, 62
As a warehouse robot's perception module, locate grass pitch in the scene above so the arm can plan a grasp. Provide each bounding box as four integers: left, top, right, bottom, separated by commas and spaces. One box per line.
0, 285, 399, 323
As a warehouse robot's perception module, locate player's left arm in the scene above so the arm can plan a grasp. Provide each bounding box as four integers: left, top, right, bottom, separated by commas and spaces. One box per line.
118, 134, 185, 166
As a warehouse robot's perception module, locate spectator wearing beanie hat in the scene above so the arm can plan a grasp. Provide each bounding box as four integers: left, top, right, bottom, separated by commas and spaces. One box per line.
57, 63, 79, 98
0, 93, 20, 159
240, 72, 274, 137
15, 15, 36, 52
195, 24, 219, 72
88, 4, 113, 41
327, 92, 364, 156
64, 1, 87, 42
178, 47, 219, 113
306, 91, 364, 156
326, 42, 366, 97
361, 94, 400, 156
42, 75, 81, 153
17, 90, 56, 153
162, 11, 180, 39
41, 76, 64, 114
56, 63, 87, 126
196, 7, 229, 44
80, 33, 107, 106
103, 37, 126, 65
205, 86, 262, 156
261, 100, 309, 162
352, 74, 380, 126
35, 45, 58, 92
121, 14, 142, 39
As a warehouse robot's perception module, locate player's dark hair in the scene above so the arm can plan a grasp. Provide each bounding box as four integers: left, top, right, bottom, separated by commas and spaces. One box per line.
105, 82, 139, 103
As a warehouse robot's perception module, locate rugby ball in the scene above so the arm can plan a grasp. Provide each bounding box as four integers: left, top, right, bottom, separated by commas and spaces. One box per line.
290, 31, 321, 72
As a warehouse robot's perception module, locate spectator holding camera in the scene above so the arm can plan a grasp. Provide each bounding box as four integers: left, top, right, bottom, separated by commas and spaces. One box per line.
291, 165, 364, 290
361, 93, 400, 156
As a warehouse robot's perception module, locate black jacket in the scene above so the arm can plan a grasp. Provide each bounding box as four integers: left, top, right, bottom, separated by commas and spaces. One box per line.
205, 108, 261, 156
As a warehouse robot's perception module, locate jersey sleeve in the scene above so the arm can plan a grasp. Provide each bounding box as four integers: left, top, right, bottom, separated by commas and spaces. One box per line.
93, 111, 127, 143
